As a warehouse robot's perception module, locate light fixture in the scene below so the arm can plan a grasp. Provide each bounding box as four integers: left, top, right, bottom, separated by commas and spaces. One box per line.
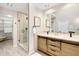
45, 9, 56, 15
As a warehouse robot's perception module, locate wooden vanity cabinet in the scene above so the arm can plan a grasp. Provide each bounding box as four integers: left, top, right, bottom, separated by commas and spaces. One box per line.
38, 36, 47, 53
61, 42, 79, 56
38, 36, 79, 56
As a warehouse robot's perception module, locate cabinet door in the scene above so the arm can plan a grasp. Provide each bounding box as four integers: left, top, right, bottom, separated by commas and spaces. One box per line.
61, 42, 79, 56
38, 36, 47, 53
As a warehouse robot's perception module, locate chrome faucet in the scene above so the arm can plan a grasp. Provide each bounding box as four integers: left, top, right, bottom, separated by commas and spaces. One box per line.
47, 31, 50, 35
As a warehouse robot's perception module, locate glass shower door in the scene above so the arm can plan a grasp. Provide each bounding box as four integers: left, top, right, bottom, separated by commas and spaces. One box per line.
23, 15, 28, 50
18, 13, 29, 52
17, 3, 29, 52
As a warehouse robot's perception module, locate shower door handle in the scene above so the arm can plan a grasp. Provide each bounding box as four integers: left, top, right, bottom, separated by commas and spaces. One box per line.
22, 27, 28, 33
25, 27, 28, 30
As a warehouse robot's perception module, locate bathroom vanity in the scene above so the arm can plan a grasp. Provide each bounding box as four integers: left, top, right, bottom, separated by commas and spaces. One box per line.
37, 33, 79, 56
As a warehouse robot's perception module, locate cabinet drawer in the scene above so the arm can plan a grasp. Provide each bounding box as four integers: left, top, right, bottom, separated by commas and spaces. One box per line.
47, 39, 60, 47
48, 47, 60, 55
48, 45, 60, 51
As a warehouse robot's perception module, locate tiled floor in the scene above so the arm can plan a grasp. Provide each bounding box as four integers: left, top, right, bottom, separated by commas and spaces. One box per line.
31, 53, 43, 56
0, 40, 28, 56
0, 39, 47, 56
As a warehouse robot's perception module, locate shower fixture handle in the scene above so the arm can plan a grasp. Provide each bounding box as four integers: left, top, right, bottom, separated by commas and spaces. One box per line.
25, 27, 28, 30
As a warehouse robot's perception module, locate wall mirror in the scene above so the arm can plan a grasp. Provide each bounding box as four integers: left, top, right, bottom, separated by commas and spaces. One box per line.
45, 14, 56, 32
45, 4, 79, 34
34, 16, 41, 27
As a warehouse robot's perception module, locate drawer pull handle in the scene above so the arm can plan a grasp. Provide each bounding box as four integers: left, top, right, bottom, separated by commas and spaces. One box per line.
50, 48, 56, 52
50, 45, 57, 47
48, 44, 60, 48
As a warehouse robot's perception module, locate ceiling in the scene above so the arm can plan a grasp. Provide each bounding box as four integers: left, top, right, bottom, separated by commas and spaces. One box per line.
0, 3, 77, 14
34, 3, 66, 11
0, 3, 28, 14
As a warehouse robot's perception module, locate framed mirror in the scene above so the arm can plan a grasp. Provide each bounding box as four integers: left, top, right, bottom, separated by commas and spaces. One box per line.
34, 16, 41, 27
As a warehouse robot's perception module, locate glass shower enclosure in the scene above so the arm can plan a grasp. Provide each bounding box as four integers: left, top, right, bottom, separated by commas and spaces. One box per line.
17, 4, 29, 52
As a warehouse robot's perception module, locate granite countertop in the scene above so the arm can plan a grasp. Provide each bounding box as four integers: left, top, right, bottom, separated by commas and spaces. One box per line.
37, 32, 79, 43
